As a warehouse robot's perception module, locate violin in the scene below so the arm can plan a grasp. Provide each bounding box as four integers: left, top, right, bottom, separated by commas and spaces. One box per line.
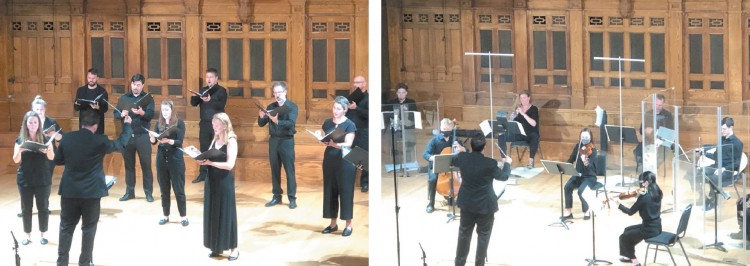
581, 142, 594, 159
617, 187, 647, 200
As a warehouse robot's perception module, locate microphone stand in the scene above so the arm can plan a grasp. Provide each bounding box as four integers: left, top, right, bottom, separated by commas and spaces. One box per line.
391, 111, 402, 266
11, 231, 20, 266
419, 242, 428, 266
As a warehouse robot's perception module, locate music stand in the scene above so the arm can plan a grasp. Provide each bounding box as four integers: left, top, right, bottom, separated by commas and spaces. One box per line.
433, 154, 460, 223
11, 231, 20, 266
701, 171, 732, 253
541, 160, 577, 230
581, 188, 612, 266
605, 125, 639, 187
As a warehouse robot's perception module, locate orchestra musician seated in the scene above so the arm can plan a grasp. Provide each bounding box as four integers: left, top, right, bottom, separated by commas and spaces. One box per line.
692, 117, 743, 211
561, 128, 598, 220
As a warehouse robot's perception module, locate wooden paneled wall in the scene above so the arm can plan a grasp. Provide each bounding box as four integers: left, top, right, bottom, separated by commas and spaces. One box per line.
385, 0, 750, 120
0, 0, 369, 132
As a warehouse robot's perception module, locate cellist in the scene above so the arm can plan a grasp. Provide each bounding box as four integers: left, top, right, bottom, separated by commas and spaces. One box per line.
423, 118, 462, 213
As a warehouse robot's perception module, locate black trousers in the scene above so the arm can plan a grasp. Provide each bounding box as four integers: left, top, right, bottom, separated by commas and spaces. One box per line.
122, 134, 153, 195
19, 185, 51, 233
619, 224, 656, 260
354, 129, 369, 187
455, 210, 495, 266
322, 162, 355, 220
564, 176, 598, 212
156, 149, 186, 217
269, 137, 296, 199
198, 121, 214, 176
498, 131, 540, 158
737, 195, 750, 238
57, 197, 100, 266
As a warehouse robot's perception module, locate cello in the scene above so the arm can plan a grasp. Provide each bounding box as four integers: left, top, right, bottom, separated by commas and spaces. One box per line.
436, 120, 462, 199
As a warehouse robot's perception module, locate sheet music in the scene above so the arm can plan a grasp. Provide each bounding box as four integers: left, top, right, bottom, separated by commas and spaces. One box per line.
479, 120, 492, 136
595, 105, 604, 127
414, 111, 423, 129
509, 121, 526, 136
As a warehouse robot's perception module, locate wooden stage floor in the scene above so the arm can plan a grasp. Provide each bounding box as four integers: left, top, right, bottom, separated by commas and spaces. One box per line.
379, 168, 750, 266
0, 174, 369, 266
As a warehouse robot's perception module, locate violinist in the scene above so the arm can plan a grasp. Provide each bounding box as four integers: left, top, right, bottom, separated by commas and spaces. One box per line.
423, 118, 461, 213
451, 134, 511, 266
610, 171, 663, 266
561, 128, 598, 220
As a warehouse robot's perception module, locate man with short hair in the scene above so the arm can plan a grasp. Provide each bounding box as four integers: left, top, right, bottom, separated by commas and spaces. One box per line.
634, 94, 673, 174
451, 134, 511, 266
74, 68, 109, 135
55, 110, 132, 266
259, 81, 299, 209
346, 75, 369, 192
115, 74, 155, 202
190, 68, 227, 183
699, 117, 744, 211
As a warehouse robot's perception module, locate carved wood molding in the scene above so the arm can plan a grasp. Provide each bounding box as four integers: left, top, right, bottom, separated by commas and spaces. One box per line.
238, 0, 252, 24
183, 0, 199, 14
125, 0, 141, 14
619, 0, 633, 18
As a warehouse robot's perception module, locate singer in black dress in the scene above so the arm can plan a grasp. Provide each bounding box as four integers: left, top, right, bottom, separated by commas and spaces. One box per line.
150, 99, 188, 226
198, 112, 239, 261
13, 111, 55, 245
320, 96, 357, 237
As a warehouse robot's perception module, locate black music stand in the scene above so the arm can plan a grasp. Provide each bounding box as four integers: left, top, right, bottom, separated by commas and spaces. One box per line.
581, 188, 612, 266
701, 171, 732, 253
11, 231, 20, 266
541, 160, 577, 230
433, 154, 460, 223
604, 125, 639, 187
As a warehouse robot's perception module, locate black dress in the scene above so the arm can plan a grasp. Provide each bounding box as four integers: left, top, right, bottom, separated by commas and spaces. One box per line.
322, 118, 357, 220
203, 138, 238, 252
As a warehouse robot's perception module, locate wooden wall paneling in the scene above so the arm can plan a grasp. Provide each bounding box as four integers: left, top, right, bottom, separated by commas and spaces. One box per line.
354, 0, 369, 78
0, 11, 9, 131
127, 15, 142, 86
513, 3, 529, 93
386, 0, 404, 91
184, 15, 200, 122
290, 0, 307, 121
726, 0, 743, 110
458, 1, 474, 106
70, 14, 85, 98
569, 0, 585, 107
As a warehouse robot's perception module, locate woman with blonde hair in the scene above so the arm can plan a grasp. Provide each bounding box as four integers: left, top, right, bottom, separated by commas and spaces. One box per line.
13, 111, 55, 245
197, 112, 239, 260
150, 99, 188, 226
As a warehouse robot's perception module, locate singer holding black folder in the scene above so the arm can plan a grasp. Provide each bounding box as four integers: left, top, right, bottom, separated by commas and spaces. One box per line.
259, 81, 299, 209
346, 76, 369, 192
196, 113, 239, 260
13, 111, 55, 246
115, 74, 155, 202
561, 128, 598, 220
190, 68, 227, 184
150, 99, 189, 226
55, 110, 132, 266
320, 96, 357, 237
74, 68, 108, 135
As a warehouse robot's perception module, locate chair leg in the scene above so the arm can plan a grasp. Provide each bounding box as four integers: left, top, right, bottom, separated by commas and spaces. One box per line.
664, 245, 676, 266
644, 243, 651, 265
653, 245, 659, 263
677, 239, 691, 266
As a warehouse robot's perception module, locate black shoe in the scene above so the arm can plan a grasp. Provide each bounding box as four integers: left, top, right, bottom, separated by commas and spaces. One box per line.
192, 174, 206, 183
288, 199, 297, 209
265, 197, 282, 207
619, 256, 631, 263
16, 212, 21, 218
159, 217, 169, 225
426, 204, 434, 213
584, 214, 591, 221
146, 194, 154, 202
119, 193, 135, 201
228, 251, 240, 261
21, 239, 30, 245
361, 185, 368, 192
208, 251, 221, 257
40, 238, 48, 245
342, 227, 353, 237
730, 231, 745, 240
181, 219, 189, 227
560, 214, 573, 220
321, 225, 338, 234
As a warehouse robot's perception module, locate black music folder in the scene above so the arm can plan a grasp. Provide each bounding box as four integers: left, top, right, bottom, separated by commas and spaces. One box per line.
344, 146, 369, 170
180, 146, 226, 161
20, 129, 61, 151
76, 93, 103, 105
255, 102, 291, 116
347, 87, 365, 103
144, 126, 177, 140
305, 127, 345, 143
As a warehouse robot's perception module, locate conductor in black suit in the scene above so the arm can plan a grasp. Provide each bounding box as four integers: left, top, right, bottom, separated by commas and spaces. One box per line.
190, 68, 227, 183
259, 81, 299, 209
55, 110, 132, 266
452, 134, 511, 266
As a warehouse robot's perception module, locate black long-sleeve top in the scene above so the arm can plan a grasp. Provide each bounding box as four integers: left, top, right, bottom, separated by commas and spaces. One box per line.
190, 84, 227, 122
618, 192, 662, 236
453, 151, 510, 214
566, 143, 598, 178
346, 91, 369, 130
15, 137, 53, 187
74, 85, 109, 134
55, 125, 132, 198
114, 92, 154, 135
706, 134, 744, 171
258, 100, 298, 138
152, 119, 185, 158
